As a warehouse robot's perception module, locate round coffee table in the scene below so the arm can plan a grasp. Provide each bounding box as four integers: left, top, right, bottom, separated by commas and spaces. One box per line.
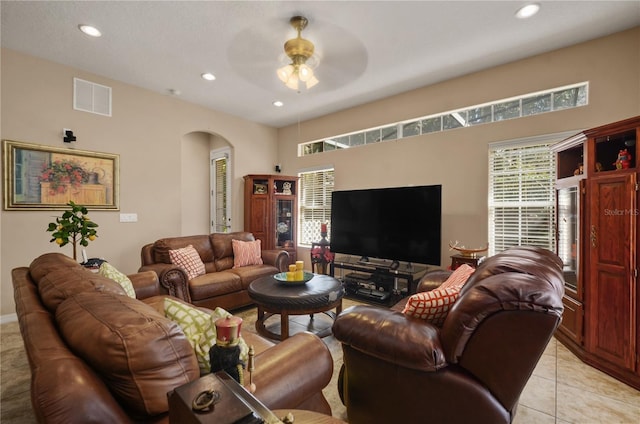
248, 274, 344, 341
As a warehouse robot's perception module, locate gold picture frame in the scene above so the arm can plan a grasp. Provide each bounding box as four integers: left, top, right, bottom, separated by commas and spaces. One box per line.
3, 140, 120, 210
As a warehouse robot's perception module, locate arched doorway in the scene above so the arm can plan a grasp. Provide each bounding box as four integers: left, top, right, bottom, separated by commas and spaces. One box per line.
181, 131, 233, 235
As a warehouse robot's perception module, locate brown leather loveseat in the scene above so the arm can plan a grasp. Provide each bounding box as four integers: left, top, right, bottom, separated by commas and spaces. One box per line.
12, 252, 333, 423
333, 246, 564, 424
139, 231, 289, 311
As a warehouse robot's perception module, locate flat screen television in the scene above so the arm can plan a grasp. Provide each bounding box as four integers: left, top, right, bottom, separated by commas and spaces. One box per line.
330, 185, 442, 266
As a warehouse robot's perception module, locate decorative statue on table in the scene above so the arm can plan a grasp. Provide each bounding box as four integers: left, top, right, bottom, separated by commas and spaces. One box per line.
210, 316, 246, 385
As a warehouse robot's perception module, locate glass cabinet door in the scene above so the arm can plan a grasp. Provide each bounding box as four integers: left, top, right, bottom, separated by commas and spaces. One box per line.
557, 186, 579, 293
275, 198, 294, 248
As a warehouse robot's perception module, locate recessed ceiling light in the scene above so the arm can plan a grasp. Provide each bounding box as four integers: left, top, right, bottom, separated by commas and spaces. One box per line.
273, 101, 284, 107
78, 24, 102, 37
515, 3, 540, 19
201, 73, 216, 81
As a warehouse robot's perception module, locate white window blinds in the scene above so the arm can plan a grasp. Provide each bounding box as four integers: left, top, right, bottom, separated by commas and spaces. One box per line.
299, 168, 334, 245
488, 142, 556, 255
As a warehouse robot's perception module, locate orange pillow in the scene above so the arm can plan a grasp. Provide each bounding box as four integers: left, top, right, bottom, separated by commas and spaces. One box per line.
402, 286, 461, 326
168, 245, 206, 280
440, 264, 475, 289
232, 239, 263, 268
402, 264, 475, 325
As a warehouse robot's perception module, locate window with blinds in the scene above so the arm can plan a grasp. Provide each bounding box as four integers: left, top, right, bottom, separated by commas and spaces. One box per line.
299, 168, 334, 245
488, 142, 556, 255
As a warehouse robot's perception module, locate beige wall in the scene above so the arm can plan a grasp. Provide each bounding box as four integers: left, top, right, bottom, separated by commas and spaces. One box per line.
1, 48, 278, 317
2, 28, 639, 318
281, 27, 640, 269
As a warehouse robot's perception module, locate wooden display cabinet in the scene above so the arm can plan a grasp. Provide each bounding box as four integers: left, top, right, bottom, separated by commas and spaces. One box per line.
244, 174, 298, 264
551, 136, 586, 347
552, 115, 640, 390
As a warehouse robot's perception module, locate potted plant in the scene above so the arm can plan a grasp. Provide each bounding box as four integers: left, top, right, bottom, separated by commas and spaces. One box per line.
46, 201, 98, 260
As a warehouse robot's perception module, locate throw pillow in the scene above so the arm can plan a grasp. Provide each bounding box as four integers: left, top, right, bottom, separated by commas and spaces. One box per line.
164, 298, 248, 374
402, 286, 461, 326
440, 263, 476, 290
231, 239, 263, 268
98, 262, 136, 298
168, 245, 206, 280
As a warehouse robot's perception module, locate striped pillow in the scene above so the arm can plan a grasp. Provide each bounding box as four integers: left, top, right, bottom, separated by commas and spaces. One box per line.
169, 245, 206, 280
232, 239, 263, 268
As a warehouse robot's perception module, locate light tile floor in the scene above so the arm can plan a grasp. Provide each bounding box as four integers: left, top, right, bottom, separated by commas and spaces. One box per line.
515, 338, 640, 423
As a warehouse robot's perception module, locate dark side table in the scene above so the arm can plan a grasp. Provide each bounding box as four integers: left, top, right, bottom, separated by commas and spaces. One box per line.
450, 254, 485, 270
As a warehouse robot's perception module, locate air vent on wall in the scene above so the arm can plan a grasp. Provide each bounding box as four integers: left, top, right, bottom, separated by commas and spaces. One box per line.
73, 77, 112, 116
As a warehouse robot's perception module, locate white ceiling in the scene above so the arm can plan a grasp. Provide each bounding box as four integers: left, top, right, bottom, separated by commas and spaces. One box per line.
2, 1, 639, 128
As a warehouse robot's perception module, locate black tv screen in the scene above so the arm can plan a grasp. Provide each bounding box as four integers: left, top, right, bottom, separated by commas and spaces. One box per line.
330, 185, 442, 266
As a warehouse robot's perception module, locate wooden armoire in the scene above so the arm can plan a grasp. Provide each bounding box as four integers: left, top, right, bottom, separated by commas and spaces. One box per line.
551, 115, 639, 390
243, 174, 298, 264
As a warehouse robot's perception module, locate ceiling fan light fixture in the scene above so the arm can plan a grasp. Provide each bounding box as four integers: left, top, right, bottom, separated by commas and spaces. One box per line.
297, 64, 313, 82
285, 76, 300, 90
277, 16, 319, 91
305, 75, 319, 89
277, 64, 295, 83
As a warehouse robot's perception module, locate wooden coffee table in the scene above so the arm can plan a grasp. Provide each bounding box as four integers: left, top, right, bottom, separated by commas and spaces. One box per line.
248, 274, 344, 341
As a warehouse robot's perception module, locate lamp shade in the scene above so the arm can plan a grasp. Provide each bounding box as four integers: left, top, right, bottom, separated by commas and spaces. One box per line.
285, 76, 299, 90
277, 64, 295, 83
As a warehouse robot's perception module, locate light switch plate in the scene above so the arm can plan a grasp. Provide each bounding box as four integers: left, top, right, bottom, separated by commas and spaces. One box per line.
119, 213, 138, 223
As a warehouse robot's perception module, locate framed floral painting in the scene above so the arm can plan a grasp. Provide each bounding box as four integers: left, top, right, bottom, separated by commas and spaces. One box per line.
3, 140, 119, 210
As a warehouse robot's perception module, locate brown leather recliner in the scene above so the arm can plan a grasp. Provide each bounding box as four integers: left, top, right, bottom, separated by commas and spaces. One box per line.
333, 246, 565, 424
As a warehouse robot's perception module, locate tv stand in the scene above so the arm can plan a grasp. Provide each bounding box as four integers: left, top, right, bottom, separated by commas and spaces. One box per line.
331, 255, 433, 305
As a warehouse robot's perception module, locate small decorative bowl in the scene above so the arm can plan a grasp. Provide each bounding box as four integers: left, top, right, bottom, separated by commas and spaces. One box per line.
273, 271, 314, 285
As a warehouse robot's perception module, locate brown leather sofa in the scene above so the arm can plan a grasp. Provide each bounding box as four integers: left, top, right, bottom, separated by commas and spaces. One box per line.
333, 246, 565, 424
139, 232, 289, 311
13, 252, 333, 424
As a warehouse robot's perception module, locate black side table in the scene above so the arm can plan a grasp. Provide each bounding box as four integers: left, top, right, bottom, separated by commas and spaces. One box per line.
450, 254, 485, 270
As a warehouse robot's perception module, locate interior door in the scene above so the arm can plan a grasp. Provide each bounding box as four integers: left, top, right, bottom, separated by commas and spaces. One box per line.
586, 172, 636, 370
210, 148, 232, 233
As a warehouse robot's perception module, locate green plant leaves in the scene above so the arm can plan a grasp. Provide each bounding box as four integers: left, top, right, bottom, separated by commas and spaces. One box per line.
45, 201, 99, 259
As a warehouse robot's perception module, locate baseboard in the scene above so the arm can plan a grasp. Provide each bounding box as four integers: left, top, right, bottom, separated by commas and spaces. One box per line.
0, 313, 18, 324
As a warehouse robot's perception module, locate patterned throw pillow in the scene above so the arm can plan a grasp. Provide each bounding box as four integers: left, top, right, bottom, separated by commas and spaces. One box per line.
168, 245, 206, 280
164, 298, 248, 374
440, 263, 476, 289
231, 239, 263, 268
98, 262, 136, 298
402, 264, 475, 325
402, 286, 461, 326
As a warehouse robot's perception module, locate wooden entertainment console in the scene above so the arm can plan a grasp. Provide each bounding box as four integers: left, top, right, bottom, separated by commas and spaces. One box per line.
330, 255, 432, 305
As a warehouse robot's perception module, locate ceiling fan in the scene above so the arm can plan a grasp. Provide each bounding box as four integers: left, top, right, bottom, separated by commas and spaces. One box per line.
277, 16, 319, 91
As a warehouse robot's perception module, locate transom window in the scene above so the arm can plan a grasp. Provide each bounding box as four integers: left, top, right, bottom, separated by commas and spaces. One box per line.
300, 82, 588, 156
